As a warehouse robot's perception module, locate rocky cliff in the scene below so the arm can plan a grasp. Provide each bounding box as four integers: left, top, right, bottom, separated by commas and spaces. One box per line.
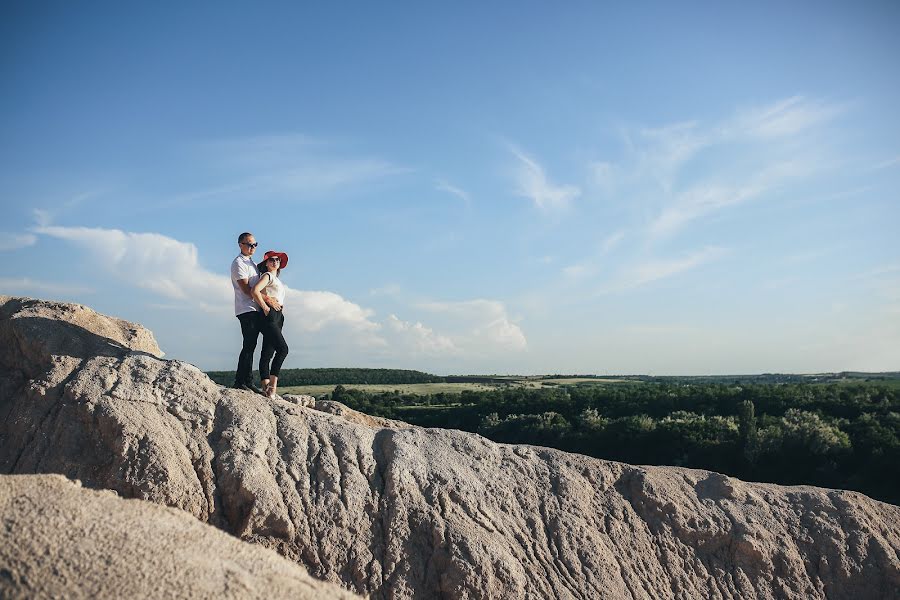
1, 295, 899, 599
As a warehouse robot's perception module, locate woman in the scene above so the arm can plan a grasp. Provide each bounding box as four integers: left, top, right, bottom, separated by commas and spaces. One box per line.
251, 250, 289, 398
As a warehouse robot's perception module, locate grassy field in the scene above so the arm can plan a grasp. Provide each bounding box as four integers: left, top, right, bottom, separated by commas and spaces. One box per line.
279, 378, 634, 397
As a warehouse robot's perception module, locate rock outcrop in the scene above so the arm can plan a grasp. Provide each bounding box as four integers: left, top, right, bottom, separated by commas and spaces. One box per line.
2, 295, 899, 599
0, 474, 358, 599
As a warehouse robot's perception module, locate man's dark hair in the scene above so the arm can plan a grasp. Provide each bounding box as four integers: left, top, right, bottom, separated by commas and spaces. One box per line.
238, 232, 253, 244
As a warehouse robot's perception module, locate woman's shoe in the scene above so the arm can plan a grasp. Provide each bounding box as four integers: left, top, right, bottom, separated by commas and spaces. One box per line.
264, 384, 277, 398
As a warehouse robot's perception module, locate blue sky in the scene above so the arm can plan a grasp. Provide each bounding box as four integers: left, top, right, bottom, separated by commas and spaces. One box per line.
1, 2, 898, 374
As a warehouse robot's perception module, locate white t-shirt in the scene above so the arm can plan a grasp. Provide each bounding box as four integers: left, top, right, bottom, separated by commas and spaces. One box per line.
258, 270, 286, 306
231, 254, 260, 316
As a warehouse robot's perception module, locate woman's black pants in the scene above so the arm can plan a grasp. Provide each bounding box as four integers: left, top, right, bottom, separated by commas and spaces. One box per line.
259, 309, 289, 380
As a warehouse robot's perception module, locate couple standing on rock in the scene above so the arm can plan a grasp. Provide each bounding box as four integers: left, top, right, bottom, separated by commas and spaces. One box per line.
230, 232, 290, 398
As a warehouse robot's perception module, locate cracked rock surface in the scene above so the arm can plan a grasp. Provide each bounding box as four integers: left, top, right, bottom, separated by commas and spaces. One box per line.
2, 295, 900, 599
0, 474, 359, 599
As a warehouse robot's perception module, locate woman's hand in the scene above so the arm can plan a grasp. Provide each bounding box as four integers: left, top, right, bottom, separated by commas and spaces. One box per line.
262, 306, 271, 316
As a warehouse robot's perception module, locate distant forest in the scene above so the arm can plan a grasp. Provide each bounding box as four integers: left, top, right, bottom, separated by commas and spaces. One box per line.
206, 367, 443, 386
329, 381, 900, 506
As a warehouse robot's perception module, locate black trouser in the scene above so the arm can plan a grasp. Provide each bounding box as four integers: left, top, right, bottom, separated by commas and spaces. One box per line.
235, 311, 262, 385
259, 309, 289, 380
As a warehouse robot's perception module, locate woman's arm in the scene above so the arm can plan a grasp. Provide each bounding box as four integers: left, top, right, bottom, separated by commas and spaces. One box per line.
251, 273, 272, 315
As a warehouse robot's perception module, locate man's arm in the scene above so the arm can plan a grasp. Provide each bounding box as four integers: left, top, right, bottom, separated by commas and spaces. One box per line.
237, 277, 253, 297
239, 277, 282, 310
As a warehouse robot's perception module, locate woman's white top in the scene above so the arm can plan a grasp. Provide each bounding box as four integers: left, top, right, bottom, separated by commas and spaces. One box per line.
260, 271, 285, 306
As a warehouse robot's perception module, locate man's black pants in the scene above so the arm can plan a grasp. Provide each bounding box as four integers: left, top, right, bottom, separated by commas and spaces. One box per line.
235, 311, 261, 386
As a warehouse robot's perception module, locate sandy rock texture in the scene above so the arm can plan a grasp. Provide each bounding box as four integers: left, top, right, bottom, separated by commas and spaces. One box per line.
0, 473, 359, 599
2, 295, 900, 599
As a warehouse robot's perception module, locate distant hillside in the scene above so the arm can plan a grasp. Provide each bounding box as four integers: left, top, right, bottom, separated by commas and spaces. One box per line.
632, 372, 900, 385
206, 367, 445, 387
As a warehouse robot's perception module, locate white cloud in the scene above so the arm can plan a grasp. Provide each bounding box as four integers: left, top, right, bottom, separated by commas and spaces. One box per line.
385, 315, 459, 355
510, 146, 580, 210
287, 289, 380, 334
28, 225, 523, 366
0, 233, 37, 252
418, 299, 528, 352
31, 226, 385, 340
33, 225, 230, 311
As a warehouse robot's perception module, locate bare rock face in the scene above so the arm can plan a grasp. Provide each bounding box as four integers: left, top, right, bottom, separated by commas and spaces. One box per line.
0, 473, 358, 599
2, 295, 900, 599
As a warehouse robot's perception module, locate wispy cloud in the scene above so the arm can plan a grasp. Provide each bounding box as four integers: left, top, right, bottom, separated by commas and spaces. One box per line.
871, 156, 900, 171
434, 179, 472, 206
368, 284, 403, 297
509, 145, 580, 210
561, 230, 626, 281
648, 182, 763, 238
635, 121, 711, 189
630, 98, 838, 239
625, 323, 699, 336
0, 233, 37, 252
731, 96, 845, 139
599, 246, 728, 293
601, 230, 626, 253
630, 246, 728, 286
177, 133, 410, 202
0, 277, 94, 296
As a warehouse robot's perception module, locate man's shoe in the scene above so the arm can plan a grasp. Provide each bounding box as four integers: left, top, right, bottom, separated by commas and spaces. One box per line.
244, 382, 266, 395
234, 382, 265, 395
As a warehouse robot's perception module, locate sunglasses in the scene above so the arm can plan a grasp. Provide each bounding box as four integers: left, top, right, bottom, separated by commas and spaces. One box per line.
242, 242, 258, 249
268, 256, 281, 263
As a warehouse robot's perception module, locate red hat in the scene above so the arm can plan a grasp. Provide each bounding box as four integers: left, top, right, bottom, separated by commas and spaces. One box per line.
263, 250, 288, 268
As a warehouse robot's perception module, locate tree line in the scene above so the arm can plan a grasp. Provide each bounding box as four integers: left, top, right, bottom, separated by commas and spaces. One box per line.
206, 367, 443, 387
328, 382, 900, 506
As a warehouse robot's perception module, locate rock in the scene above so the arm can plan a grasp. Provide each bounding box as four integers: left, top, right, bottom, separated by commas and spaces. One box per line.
0, 473, 359, 599
283, 393, 317, 406
2, 296, 899, 599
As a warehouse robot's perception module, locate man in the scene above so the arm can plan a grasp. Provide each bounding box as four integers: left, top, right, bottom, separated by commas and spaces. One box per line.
230, 232, 274, 394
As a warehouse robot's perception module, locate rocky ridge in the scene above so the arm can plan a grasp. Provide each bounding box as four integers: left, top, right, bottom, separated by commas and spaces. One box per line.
1, 295, 899, 599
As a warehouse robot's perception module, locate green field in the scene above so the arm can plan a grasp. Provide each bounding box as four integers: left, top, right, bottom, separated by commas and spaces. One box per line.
279, 382, 495, 396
